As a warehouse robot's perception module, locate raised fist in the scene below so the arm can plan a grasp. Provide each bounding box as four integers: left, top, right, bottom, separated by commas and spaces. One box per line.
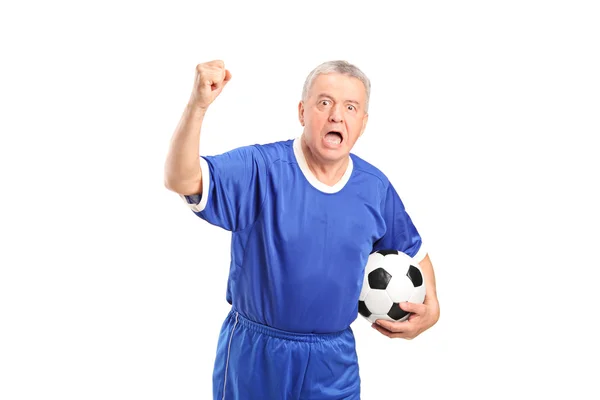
189, 60, 232, 110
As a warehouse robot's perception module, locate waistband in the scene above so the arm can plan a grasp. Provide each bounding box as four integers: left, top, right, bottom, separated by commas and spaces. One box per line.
229, 309, 350, 343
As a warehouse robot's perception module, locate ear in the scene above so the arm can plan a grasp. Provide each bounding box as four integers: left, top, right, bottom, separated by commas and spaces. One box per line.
298, 101, 305, 127
359, 112, 369, 137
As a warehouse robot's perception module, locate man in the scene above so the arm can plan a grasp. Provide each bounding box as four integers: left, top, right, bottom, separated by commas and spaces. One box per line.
164, 60, 440, 399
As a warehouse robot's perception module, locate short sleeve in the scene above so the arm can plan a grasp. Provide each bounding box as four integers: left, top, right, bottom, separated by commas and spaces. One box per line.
180, 145, 267, 232
373, 182, 427, 262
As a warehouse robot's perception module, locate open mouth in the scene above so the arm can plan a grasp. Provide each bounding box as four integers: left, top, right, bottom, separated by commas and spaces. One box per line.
324, 131, 343, 145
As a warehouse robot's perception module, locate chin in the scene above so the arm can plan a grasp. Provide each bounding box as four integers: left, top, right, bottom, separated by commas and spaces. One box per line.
318, 145, 349, 162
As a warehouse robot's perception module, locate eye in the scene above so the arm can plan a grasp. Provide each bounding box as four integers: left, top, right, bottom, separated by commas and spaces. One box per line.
347, 104, 356, 111
320, 100, 331, 106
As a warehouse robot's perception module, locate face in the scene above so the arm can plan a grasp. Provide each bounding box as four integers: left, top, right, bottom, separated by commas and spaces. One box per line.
298, 73, 369, 163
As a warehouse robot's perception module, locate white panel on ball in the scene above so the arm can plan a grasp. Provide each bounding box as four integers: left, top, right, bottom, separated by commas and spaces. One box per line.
364, 290, 393, 315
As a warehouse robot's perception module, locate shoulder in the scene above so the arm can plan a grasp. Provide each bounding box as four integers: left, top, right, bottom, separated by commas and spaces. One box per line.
251, 138, 294, 163
350, 152, 392, 188
209, 138, 294, 166
350, 153, 411, 211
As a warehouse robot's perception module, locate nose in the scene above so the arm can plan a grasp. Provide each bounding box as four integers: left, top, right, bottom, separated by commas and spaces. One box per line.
329, 105, 343, 123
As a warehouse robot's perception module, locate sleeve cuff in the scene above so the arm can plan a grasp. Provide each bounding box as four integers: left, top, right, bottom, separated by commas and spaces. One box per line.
413, 242, 427, 263
179, 157, 210, 213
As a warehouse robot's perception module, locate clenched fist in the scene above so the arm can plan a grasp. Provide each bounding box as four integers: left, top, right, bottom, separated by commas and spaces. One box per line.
189, 60, 232, 110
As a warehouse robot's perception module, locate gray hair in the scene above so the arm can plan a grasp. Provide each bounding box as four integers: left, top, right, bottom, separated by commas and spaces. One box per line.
301, 60, 371, 112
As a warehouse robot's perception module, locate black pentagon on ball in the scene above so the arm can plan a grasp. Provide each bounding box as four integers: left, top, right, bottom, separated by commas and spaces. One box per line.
368, 267, 392, 290
406, 265, 423, 287
358, 301, 371, 318
387, 303, 410, 321
374, 249, 398, 256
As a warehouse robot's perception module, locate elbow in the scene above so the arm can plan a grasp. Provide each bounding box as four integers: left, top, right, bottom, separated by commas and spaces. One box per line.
164, 176, 203, 196
164, 178, 176, 192
163, 173, 177, 192
164, 160, 203, 195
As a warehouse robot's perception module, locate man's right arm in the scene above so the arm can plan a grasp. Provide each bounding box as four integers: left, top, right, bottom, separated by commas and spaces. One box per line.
164, 60, 232, 195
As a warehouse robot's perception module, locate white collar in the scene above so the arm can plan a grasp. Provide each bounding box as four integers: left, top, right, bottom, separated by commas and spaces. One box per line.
292, 137, 353, 194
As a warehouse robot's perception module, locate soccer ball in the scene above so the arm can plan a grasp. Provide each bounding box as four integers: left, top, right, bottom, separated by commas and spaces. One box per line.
358, 249, 426, 324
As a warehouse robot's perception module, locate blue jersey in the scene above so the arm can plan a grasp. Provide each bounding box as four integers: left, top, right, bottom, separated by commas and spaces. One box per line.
182, 138, 425, 334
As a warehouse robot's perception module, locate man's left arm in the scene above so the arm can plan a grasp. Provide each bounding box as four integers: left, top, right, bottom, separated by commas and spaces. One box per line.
372, 253, 440, 339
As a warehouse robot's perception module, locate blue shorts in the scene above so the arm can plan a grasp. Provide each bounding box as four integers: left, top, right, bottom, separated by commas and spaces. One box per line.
212, 310, 361, 400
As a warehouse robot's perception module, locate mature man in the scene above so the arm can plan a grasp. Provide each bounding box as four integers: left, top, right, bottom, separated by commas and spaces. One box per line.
164, 59, 440, 400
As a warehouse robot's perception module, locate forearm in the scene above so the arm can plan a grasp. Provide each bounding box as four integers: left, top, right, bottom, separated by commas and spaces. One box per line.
419, 254, 439, 308
164, 102, 207, 194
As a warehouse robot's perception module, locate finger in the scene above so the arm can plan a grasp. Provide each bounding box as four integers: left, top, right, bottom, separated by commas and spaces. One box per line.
371, 323, 410, 339
214, 70, 232, 90
399, 301, 425, 314
374, 318, 410, 333
202, 70, 226, 90
212, 67, 231, 88
207, 59, 225, 69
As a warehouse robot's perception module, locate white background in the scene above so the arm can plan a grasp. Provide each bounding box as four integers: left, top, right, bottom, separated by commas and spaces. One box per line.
1, 0, 599, 399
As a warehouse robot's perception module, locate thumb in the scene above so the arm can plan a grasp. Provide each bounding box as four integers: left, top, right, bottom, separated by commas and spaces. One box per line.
222, 69, 232, 87
213, 70, 232, 94
224, 69, 232, 82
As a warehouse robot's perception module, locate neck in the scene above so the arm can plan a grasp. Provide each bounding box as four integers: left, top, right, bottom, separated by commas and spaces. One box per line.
300, 137, 349, 186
